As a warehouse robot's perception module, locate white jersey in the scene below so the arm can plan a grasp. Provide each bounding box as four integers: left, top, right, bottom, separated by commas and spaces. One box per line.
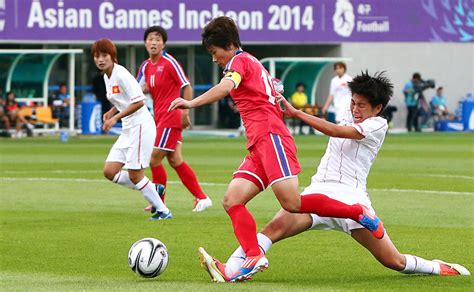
329, 73, 353, 122
312, 114, 388, 192
104, 63, 153, 129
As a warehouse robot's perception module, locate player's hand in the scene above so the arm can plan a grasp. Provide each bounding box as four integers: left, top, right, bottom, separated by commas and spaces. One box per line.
181, 110, 191, 129
168, 98, 191, 112
103, 111, 114, 122
102, 116, 117, 132
277, 94, 298, 118
142, 83, 150, 94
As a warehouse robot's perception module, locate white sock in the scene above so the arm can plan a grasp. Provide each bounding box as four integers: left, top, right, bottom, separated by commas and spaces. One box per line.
112, 170, 135, 189
225, 233, 273, 276
401, 254, 440, 275
135, 177, 168, 213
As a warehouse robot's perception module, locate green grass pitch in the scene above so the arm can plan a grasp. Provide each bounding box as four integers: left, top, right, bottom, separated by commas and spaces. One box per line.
1, 132, 473, 291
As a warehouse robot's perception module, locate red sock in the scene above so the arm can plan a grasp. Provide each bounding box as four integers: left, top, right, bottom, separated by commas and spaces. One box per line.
174, 162, 207, 200
227, 204, 260, 257
151, 164, 167, 187
300, 194, 362, 221
151, 164, 167, 201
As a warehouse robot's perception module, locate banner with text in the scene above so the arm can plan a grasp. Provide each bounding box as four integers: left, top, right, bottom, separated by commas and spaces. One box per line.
0, 0, 472, 43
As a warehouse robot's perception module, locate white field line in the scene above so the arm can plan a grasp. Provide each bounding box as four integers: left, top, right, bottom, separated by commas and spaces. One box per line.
413, 174, 474, 180
0, 177, 472, 196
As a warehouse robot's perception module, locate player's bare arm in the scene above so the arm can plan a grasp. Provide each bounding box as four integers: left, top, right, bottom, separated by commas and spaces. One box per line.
279, 95, 363, 140
103, 106, 118, 122
322, 94, 334, 114
103, 101, 145, 132
168, 79, 234, 111
181, 84, 193, 128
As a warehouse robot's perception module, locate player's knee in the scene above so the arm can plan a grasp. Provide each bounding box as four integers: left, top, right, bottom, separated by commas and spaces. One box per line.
279, 199, 301, 213
222, 196, 233, 211
168, 158, 181, 168
149, 154, 162, 167
222, 195, 244, 211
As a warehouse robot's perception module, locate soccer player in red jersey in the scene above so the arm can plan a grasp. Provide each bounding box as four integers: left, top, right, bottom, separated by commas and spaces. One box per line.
169, 17, 384, 281
137, 26, 212, 212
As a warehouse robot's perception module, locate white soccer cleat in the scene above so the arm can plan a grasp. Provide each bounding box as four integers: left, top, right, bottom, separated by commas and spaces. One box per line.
193, 197, 212, 212
433, 259, 471, 276
198, 247, 226, 283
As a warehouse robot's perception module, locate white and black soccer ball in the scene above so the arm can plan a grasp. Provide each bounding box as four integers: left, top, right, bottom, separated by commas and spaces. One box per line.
128, 238, 169, 278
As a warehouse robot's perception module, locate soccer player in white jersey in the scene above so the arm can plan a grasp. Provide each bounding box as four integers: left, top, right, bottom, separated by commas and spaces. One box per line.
92, 38, 171, 220
199, 71, 470, 282
322, 62, 353, 123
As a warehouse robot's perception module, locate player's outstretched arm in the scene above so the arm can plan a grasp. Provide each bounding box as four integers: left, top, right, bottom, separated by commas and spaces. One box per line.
278, 95, 363, 140
168, 79, 234, 111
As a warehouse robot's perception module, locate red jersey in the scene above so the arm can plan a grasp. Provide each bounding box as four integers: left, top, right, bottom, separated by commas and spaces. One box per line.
137, 51, 190, 128
224, 51, 291, 148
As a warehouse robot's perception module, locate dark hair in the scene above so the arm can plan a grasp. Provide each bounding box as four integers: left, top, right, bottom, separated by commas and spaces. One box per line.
201, 16, 242, 50
5, 91, 15, 105
144, 26, 168, 43
348, 71, 393, 114
437, 86, 443, 91
333, 62, 347, 72
91, 38, 118, 63
296, 82, 305, 88
412, 72, 421, 80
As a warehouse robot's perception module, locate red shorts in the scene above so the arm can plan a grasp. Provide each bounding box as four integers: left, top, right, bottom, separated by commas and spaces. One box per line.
154, 127, 182, 151
233, 133, 301, 191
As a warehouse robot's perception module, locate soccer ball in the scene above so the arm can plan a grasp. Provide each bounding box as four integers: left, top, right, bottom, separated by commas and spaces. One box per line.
128, 238, 169, 278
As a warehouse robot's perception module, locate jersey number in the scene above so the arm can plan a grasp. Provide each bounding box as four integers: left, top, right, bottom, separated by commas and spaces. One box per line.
260, 70, 276, 105
150, 75, 155, 87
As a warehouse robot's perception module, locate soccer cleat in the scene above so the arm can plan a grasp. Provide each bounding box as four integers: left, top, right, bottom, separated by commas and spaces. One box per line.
228, 254, 268, 282
433, 260, 471, 276
144, 184, 166, 213
156, 183, 166, 202
192, 197, 213, 212
198, 247, 227, 282
356, 204, 385, 239
148, 210, 173, 220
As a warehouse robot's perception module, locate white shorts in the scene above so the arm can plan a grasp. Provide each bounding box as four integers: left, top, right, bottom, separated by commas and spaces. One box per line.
106, 122, 156, 170
302, 182, 374, 234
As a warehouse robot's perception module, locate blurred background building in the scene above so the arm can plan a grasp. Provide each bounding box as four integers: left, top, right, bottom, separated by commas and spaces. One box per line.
1, 0, 472, 130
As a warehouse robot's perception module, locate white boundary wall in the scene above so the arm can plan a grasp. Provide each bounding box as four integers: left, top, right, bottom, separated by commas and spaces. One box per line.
340, 43, 474, 128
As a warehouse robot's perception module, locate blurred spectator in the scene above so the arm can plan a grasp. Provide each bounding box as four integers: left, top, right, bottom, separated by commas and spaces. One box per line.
50, 83, 70, 127
418, 93, 431, 128
0, 97, 12, 136
291, 82, 308, 109
5, 91, 34, 138
322, 62, 353, 124
431, 87, 454, 120
290, 83, 309, 134
380, 104, 398, 128
403, 73, 421, 132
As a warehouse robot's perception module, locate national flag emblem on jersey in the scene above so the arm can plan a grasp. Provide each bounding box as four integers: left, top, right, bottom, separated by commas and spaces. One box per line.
112, 85, 120, 94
